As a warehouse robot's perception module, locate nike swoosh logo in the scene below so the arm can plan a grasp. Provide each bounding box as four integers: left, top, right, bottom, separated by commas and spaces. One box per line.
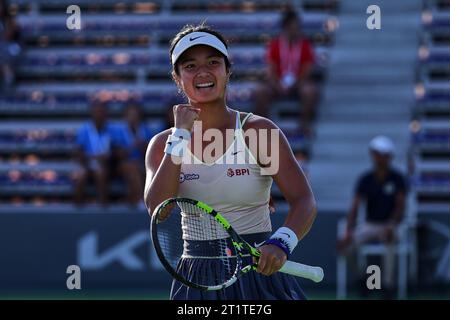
280, 232, 291, 239
189, 35, 206, 41
254, 241, 265, 248
232, 151, 242, 155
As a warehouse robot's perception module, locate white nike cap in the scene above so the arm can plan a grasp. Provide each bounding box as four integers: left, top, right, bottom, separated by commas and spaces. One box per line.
369, 135, 395, 155
171, 31, 229, 65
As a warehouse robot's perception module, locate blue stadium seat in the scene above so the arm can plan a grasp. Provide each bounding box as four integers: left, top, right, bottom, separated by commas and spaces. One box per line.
413, 161, 450, 198
411, 119, 450, 145
417, 45, 450, 82
422, 10, 450, 46
16, 12, 334, 46
416, 82, 450, 105
0, 1, 334, 207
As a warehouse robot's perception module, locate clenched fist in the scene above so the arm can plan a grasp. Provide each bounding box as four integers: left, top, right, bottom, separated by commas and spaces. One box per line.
173, 104, 201, 131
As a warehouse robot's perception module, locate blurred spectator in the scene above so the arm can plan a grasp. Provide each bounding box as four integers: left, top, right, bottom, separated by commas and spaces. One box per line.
0, 0, 21, 91
165, 104, 175, 129
73, 103, 116, 206
165, 94, 184, 129
253, 9, 318, 136
114, 104, 155, 208
337, 136, 408, 298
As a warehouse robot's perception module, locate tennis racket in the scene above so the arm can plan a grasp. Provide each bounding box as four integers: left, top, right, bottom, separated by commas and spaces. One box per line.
150, 197, 324, 291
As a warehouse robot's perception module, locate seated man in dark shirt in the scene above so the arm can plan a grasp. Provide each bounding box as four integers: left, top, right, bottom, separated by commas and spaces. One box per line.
337, 135, 408, 295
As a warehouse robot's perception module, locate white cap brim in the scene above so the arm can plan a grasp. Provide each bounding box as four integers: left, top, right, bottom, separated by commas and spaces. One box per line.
369, 135, 395, 154
171, 31, 228, 65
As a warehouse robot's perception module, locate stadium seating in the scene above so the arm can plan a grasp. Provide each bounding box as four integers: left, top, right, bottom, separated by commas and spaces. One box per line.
0, 0, 338, 207
18, 46, 329, 82
334, 0, 450, 297
414, 1, 450, 214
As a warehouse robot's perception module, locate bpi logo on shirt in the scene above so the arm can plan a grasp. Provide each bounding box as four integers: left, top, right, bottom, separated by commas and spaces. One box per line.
179, 172, 200, 183
227, 168, 250, 177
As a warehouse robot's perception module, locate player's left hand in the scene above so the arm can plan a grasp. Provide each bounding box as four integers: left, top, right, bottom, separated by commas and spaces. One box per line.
256, 244, 287, 276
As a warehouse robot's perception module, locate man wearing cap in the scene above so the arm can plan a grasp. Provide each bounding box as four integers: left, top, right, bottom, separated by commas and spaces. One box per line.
337, 135, 408, 297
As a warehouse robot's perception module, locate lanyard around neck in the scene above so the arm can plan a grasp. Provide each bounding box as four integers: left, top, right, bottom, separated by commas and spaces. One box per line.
279, 37, 302, 76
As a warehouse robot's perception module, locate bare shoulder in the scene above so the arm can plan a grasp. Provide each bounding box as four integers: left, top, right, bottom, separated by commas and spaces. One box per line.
145, 128, 172, 161
240, 112, 290, 153
150, 128, 172, 147
239, 112, 279, 131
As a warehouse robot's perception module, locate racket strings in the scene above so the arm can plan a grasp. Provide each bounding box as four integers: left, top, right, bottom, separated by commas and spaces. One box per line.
156, 204, 184, 269
155, 200, 239, 287
179, 201, 228, 241
178, 201, 238, 285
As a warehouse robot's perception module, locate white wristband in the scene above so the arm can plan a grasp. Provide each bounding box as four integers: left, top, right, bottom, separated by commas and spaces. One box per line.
164, 134, 189, 157
171, 127, 191, 141
164, 127, 191, 157
270, 227, 298, 254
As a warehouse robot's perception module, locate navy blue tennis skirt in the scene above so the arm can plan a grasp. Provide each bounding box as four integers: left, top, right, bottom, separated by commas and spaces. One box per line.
170, 232, 307, 300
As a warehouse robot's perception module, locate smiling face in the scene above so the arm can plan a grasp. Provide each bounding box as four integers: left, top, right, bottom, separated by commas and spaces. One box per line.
173, 45, 229, 105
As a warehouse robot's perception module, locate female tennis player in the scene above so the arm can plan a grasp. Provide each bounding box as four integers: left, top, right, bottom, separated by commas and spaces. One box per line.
144, 24, 317, 300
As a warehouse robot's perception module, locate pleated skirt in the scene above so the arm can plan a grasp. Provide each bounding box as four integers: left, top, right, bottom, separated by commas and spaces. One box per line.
170, 232, 307, 300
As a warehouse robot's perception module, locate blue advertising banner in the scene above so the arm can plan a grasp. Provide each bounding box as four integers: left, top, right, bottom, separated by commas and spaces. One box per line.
0, 210, 340, 297
1, 210, 448, 298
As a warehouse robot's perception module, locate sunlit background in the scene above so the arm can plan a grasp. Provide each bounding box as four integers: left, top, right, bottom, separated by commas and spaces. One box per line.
0, 0, 449, 300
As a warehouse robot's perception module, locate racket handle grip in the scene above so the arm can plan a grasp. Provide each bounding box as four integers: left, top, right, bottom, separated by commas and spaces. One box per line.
279, 261, 324, 283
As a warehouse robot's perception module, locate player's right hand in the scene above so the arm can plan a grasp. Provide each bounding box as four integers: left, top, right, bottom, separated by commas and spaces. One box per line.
173, 104, 201, 131
256, 244, 287, 276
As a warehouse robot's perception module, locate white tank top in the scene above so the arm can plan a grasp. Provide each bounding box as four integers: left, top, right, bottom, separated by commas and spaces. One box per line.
178, 111, 273, 239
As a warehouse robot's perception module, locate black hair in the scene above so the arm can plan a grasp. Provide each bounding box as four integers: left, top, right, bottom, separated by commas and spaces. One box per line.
280, 10, 301, 29
169, 23, 231, 76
